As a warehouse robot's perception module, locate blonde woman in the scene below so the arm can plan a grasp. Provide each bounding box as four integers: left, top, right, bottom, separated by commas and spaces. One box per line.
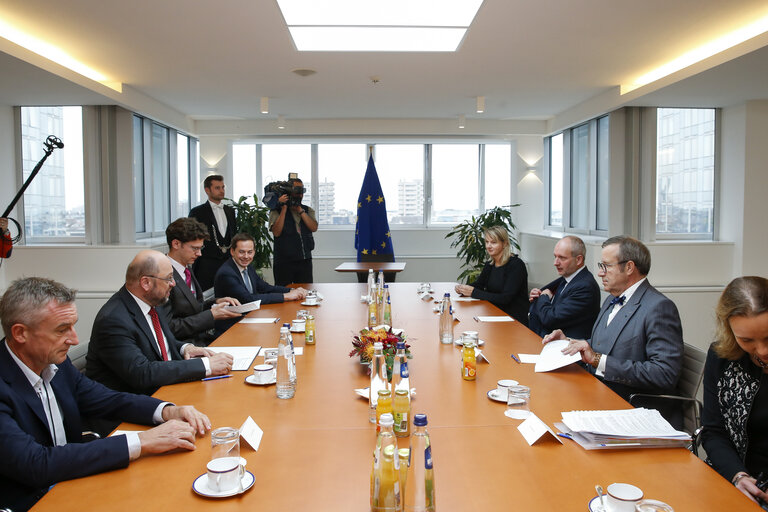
702, 276, 768, 506
455, 225, 528, 325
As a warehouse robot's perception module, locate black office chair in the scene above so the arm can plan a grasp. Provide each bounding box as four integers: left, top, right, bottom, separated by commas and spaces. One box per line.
356, 253, 398, 283
629, 342, 707, 456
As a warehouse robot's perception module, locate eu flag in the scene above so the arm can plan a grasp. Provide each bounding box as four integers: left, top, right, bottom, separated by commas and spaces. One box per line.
355, 155, 394, 261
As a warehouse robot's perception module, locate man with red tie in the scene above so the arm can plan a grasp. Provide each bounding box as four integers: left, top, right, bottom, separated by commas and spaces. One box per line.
162, 218, 240, 346
86, 250, 233, 396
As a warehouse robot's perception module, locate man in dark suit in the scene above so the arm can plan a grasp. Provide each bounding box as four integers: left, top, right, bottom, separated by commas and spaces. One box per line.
162, 218, 241, 346
528, 235, 601, 339
188, 174, 237, 291
544, 236, 684, 426
214, 233, 307, 332
0, 277, 211, 512
87, 250, 233, 396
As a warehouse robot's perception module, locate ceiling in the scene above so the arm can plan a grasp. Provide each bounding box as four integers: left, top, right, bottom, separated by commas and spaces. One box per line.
1, 0, 768, 125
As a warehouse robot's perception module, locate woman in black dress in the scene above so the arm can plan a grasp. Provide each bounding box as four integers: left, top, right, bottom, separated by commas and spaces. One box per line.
454, 225, 528, 325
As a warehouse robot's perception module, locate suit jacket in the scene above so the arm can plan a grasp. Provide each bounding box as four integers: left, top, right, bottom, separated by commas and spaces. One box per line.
86, 286, 206, 395
189, 201, 237, 290
528, 267, 601, 339
0, 343, 161, 512
587, 279, 684, 413
160, 267, 216, 346
213, 258, 289, 333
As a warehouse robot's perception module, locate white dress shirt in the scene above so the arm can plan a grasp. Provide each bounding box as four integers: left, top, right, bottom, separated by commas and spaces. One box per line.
168, 255, 194, 294
209, 200, 228, 236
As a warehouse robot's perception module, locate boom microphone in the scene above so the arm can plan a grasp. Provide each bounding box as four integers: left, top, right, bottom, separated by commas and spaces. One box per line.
45, 136, 64, 149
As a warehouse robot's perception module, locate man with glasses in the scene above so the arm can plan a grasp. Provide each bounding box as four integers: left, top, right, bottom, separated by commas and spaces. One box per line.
87, 250, 233, 398
543, 236, 684, 427
163, 218, 241, 346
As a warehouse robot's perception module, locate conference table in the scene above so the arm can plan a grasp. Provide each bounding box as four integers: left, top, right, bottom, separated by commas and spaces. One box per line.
34, 283, 754, 511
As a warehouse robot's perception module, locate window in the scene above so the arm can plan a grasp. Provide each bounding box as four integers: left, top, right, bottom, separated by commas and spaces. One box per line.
655, 108, 715, 238
231, 141, 512, 228
20, 106, 85, 242
547, 116, 609, 233
133, 115, 197, 235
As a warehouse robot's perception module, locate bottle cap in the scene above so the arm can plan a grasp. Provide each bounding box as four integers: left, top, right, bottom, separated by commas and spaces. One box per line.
396, 341, 405, 350
384, 284, 389, 288
373, 341, 383, 350
444, 292, 450, 297
282, 323, 291, 328
413, 414, 428, 426
395, 389, 409, 396
378, 389, 391, 398
379, 413, 394, 426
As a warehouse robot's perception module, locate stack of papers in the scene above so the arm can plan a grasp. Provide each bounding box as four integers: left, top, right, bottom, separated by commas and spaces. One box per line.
556, 408, 691, 450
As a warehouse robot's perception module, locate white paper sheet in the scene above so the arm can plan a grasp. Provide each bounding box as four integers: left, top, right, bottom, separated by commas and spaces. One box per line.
560, 408, 689, 438
534, 339, 582, 372
473, 315, 514, 322
240, 317, 279, 324
224, 300, 261, 314
453, 297, 479, 302
208, 346, 262, 371
518, 353, 539, 364
239, 416, 264, 451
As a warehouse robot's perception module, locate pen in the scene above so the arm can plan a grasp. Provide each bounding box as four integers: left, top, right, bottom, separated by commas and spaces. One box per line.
510, 353, 521, 364
202, 375, 233, 382
556, 433, 572, 440
473, 316, 479, 322
274, 317, 280, 323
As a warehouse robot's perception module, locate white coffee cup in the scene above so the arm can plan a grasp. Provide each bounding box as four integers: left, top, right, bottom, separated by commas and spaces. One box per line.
291, 318, 306, 331
606, 483, 643, 512
206, 456, 244, 493
252, 363, 275, 384
496, 379, 518, 399
305, 296, 317, 305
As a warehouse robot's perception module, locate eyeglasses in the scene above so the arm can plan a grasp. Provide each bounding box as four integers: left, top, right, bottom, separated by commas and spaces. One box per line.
143, 275, 175, 284
596, 261, 628, 273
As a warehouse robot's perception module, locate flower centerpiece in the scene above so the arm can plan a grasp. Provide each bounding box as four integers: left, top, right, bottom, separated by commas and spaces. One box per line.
349, 326, 411, 380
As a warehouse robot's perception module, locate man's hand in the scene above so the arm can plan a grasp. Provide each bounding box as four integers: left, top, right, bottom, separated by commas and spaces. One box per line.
541, 329, 566, 345
290, 204, 304, 214
215, 297, 241, 306
278, 194, 289, 206
284, 289, 306, 301
208, 352, 234, 375
455, 284, 473, 296
161, 405, 211, 436
184, 346, 216, 359
138, 419, 197, 455
529, 288, 542, 302
0, 218, 7, 232
210, 303, 241, 320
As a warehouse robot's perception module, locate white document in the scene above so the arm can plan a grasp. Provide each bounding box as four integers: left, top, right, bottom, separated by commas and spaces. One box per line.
517, 413, 563, 446
224, 300, 261, 314
534, 339, 581, 372
474, 315, 514, 322
239, 416, 264, 451
240, 317, 279, 324
560, 408, 689, 439
518, 353, 539, 364
453, 297, 479, 302
208, 346, 261, 371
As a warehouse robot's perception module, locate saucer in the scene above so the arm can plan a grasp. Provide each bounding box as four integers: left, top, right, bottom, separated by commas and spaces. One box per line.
301, 301, 319, 306
587, 495, 607, 512
192, 470, 255, 498
486, 384, 519, 402
454, 338, 485, 347
245, 374, 276, 386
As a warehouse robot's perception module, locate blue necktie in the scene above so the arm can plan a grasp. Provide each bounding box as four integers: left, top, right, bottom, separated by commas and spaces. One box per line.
242, 269, 253, 294
609, 295, 625, 306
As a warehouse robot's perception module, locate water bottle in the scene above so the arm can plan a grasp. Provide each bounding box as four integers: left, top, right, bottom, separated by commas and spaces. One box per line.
382, 284, 392, 326
283, 323, 297, 387
370, 341, 389, 423
403, 414, 435, 512
391, 341, 409, 397
438, 293, 453, 344
377, 270, 385, 295
276, 326, 295, 399
368, 295, 379, 328
367, 268, 376, 301
371, 413, 401, 512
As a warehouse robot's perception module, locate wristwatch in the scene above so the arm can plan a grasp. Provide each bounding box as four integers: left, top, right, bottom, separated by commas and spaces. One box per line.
591, 351, 602, 369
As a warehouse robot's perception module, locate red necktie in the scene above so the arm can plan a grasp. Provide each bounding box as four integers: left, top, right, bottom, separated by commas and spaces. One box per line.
149, 307, 169, 361
184, 267, 193, 290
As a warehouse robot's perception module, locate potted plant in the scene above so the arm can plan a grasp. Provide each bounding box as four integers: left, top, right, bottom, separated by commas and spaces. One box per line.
228, 194, 273, 271
445, 205, 520, 284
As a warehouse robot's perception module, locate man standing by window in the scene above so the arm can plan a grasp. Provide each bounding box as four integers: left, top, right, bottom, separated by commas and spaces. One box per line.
269, 177, 318, 286
189, 175, 236, 291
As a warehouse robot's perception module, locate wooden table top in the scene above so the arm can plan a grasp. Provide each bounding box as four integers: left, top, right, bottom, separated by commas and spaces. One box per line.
33, 283, 754, 511
335, 261, 407, 272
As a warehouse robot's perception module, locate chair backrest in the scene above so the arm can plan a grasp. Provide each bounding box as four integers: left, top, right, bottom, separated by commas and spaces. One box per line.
678, 343, 707, 434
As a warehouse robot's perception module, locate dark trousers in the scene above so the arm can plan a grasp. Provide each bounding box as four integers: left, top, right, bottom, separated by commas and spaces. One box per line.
273, 258, 313, 286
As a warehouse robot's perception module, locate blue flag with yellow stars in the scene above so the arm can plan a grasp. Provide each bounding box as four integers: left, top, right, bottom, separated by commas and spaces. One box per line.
355, 155, 394, 261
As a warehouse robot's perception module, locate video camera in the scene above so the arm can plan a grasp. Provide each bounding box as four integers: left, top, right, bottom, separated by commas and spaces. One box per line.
263, 172, 306, 210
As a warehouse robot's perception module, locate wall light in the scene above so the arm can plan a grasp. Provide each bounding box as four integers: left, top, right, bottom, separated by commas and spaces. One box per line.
458, 114, 466, 129
260, 97, 269, 114
527, 168, 536, 175
476, 96, 485, 114
277, 115, 286, 129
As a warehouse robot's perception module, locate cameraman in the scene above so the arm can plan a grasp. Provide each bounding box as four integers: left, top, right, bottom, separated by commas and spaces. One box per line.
269, 177, 318, 286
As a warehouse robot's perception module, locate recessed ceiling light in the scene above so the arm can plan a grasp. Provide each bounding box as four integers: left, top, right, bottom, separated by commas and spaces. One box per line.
291, 68, 317, 77
277, 0, 483, 52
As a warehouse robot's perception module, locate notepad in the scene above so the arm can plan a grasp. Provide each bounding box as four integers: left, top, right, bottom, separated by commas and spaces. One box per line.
208, 346, 261, 371
473, 315, 514, 322
240, 317, 279, 324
